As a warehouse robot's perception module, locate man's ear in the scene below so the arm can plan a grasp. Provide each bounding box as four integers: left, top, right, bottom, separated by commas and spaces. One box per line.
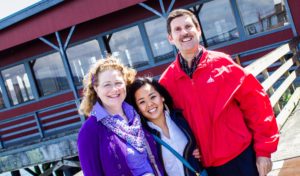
168, 34, 175, 45
197, 26, 202, 35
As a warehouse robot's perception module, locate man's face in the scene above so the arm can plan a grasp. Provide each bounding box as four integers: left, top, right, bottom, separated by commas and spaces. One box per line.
168, 15, 201, 54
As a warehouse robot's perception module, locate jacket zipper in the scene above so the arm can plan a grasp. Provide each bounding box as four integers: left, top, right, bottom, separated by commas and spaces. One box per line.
181, 125, 193, 176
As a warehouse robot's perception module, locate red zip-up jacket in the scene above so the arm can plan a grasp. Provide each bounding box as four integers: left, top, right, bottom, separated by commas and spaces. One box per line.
159, 47, 279, 167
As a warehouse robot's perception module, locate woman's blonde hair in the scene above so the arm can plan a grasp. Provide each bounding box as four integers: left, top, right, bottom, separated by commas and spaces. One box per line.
79, 56, 136, 116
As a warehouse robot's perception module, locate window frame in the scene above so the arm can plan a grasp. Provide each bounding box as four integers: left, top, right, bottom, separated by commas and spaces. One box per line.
184, 0, 294, 49
234, 0, 292, 36
0, 0, 296, 111
65, 38, 103, 86
30, 51, 70, 97
0, 64, 35, 106
143, 17, 175, 63
97, 16, 176, 71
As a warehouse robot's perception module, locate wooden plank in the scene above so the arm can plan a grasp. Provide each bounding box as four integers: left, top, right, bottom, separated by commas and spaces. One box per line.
270, 157, 300, 176
245, 43, 291, 76
276, 87, 300, 130
262, 59, 294, 91
272, 101, 300, 161
270, 71, 297, 107
74, 171, 83, 176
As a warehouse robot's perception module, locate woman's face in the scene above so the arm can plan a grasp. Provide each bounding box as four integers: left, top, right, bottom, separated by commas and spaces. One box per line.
94, 69, 126, 110
134, 83, 165, 122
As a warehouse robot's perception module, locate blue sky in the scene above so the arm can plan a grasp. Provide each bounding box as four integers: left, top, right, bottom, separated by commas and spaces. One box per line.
0, 0, 41, 20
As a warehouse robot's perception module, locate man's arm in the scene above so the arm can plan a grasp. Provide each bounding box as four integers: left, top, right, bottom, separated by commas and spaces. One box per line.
234, 73, 279, 175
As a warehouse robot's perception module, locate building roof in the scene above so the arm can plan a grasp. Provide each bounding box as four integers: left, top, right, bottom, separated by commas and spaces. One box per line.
0, 0, 145, 52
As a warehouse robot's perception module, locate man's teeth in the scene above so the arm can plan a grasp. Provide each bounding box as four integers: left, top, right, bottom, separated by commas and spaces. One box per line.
182, 37, 192, 42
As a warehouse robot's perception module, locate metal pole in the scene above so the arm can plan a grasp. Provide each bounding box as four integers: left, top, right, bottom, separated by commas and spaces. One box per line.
55, 32, 85, 123
0, 73, 11, 108
0, 135, 3, 149
34, 112, 45, 138
139, 3, 163, 18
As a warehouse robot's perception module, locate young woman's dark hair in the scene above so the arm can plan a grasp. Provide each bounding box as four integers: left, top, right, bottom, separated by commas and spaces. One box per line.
127, 77, 174, 116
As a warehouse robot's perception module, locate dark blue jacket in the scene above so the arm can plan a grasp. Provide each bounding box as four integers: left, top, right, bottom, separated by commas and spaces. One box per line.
142, 110, 204, 176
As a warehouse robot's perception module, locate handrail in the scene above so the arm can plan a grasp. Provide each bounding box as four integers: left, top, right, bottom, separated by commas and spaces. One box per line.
243, 36, 300, 129
0, 99, 83, 149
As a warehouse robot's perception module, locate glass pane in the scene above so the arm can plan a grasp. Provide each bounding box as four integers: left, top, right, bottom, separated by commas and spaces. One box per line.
0, 87, 5, 109
32, 52, 69, 96
144, 18, 174, 62
237, 0, 289, 35
198, 0, 239, 46
1, 65, 34, 105
66, 40, 102, 86
108, 26, 149, 68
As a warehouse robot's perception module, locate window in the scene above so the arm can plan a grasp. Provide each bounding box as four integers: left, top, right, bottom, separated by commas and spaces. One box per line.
1, 65, 34, 105
66, 40, 102, 86
144, 18, 174, 62
237, 0, 289, 35
31, 52, 69, 96
0, 87, 5, 109
198, 0, 239, 46
104, 26, 149, 68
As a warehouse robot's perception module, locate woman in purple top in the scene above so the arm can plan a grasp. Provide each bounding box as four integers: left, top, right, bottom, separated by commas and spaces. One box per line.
77, 57, 164, 176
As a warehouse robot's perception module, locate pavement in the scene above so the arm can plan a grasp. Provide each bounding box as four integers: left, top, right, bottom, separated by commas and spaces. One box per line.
268, 101, 300, 176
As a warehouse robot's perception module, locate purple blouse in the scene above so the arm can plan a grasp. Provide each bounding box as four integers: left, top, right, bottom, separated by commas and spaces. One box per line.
77, 102, 164, 176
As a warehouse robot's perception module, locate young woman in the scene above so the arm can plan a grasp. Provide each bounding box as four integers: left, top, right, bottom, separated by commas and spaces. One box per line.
128, 77, 206, 176
77, 58, 164, 176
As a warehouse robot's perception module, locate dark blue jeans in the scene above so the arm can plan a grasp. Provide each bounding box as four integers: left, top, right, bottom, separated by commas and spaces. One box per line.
206, 145, 259, 176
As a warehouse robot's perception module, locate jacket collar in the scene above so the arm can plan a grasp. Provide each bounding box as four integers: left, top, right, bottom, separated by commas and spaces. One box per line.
173, 46, 208, 80
90, 101, 135, 123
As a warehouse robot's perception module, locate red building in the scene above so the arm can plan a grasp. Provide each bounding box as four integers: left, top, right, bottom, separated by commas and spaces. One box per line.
0, 0, 299, 175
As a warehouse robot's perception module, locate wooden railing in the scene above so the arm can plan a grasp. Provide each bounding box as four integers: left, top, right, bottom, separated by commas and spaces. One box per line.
244, 36, 300, 130
0, 100, 84, 149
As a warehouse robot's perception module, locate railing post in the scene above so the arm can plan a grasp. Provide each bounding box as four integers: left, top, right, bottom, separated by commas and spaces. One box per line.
34, 112, 45, 138
235, 54, 242, 66
76, 99, 86, 123
280, 57, 295, 92
290, 36, 300, 67
262, 69, 281, 114
0, 135, 3, 149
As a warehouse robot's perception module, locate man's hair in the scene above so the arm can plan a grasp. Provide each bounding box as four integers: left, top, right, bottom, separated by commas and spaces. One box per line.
167, 9, 200, 35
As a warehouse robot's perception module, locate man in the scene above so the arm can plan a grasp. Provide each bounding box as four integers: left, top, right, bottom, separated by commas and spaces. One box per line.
159, 9, 279, 176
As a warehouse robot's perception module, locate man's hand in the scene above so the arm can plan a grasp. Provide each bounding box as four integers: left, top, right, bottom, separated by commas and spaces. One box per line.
256, 156, 272, 176
192, 148, 201, 161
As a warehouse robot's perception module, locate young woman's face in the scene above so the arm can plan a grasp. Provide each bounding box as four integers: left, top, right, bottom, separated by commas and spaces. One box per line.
134, 83, 165, 122
94, 69, 126, 110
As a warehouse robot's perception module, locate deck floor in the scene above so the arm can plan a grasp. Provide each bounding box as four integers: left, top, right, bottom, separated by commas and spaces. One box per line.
269, 101, 300, 176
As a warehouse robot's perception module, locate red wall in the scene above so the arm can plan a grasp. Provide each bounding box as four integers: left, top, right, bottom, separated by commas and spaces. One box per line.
288, 0, 300, 35
0, 0, 146, 52
218, 29, 294, 55
0, 92, 74, 121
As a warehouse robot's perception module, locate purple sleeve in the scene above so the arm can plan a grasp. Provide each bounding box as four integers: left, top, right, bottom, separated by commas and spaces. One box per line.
77, 122, 104, 176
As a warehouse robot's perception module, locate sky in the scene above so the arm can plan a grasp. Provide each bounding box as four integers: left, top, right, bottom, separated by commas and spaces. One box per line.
0, 0, 41, 20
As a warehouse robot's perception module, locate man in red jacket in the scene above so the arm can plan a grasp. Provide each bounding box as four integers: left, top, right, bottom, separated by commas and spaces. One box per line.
159, 9, 279, 176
